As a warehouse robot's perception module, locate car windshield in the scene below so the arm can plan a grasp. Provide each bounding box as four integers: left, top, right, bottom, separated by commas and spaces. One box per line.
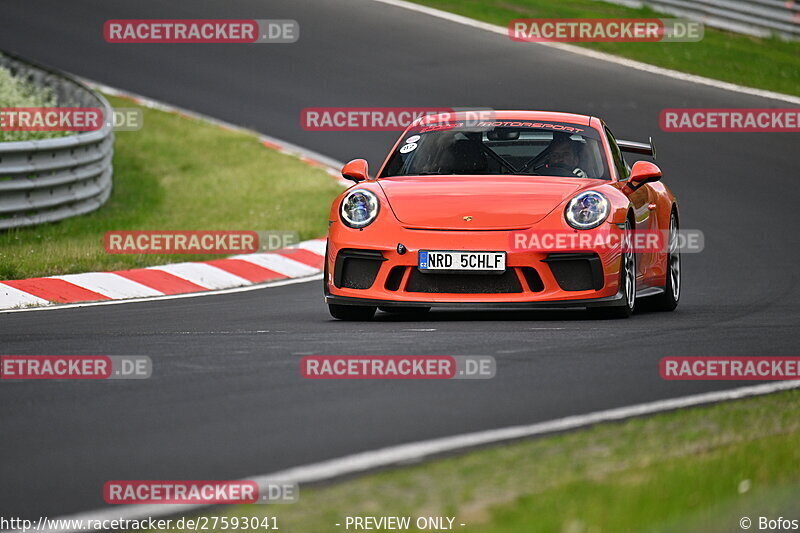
381, 121, 610, 179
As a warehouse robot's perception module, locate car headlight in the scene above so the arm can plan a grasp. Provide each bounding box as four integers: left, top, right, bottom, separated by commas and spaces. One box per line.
340, 189, 380, 228
565, 191, 609, 230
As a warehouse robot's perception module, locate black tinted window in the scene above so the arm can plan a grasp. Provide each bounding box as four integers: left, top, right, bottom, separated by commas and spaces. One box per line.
605, 126, 629, 180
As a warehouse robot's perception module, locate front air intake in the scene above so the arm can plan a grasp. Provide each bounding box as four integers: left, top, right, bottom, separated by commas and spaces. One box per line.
543, 253, 604, 291
334, 249, 386, 289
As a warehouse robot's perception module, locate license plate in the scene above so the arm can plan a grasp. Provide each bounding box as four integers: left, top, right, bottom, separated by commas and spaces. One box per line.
418, 250, 506, 273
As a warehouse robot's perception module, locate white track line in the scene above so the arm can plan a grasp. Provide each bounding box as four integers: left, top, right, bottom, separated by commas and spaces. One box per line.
0, 274, 323, 315
370, 0, 800, 105
10, 380, 799, 533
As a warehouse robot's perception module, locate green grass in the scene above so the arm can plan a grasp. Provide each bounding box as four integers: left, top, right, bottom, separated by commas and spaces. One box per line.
167, 389, 800, 533
0, 95, 343, 280
0, 62, 64, 142
408, 0, 800, 97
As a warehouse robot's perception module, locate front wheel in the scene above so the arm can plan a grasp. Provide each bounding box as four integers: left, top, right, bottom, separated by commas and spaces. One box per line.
646, 211, 680, 311
588, 219, 635, 319
328, 304, 376, 321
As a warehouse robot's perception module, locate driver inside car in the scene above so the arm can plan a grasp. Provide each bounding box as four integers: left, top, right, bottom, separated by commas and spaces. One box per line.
546, 138, 588, 178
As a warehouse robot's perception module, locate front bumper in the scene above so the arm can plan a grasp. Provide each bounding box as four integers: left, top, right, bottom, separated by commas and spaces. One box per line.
325, 291, 625, 309
326, 220, 627, 308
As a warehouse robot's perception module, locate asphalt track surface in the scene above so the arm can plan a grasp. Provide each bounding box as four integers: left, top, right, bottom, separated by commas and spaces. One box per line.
1, 0, 798, 520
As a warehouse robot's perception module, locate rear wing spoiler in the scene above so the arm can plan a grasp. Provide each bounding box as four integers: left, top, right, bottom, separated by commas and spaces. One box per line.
618, 137, 656, 160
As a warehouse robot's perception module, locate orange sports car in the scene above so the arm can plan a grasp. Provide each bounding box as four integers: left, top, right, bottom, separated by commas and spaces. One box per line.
324, 111, 680, 320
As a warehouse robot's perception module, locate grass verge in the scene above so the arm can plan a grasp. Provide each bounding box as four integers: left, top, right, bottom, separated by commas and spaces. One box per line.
0, 95, 343, 280
407, 0, 800, 97
171, 388, 800, 533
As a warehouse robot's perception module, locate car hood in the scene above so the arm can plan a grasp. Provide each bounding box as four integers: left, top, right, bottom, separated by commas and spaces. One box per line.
377, 175, 598, 230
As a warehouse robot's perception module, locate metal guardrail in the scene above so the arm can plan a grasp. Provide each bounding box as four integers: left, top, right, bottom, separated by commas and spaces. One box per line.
600, 0, 800, 39
0, 51, 114, 230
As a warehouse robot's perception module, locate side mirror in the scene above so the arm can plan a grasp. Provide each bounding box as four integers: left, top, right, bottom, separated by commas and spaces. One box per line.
342, 159, 369, 183
629, 161, 662, 187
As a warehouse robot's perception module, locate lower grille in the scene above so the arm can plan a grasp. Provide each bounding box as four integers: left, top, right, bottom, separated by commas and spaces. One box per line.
405, 269, 522, 294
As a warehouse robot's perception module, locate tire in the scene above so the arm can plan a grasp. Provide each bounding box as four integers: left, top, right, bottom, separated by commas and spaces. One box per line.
588, 219, 635, 319
378, 306, 431, 315
323, 241, 329, 292
647, 211, 680, 311
328, 304, 376, 321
